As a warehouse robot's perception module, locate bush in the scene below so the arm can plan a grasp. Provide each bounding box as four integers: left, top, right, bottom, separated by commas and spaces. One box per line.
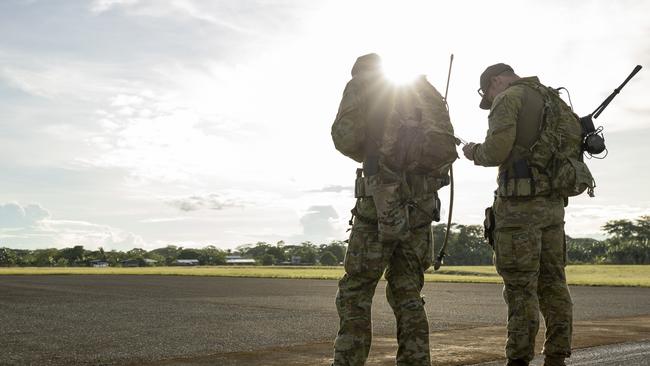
320, 251, 338, 266
261, 254, 274, 266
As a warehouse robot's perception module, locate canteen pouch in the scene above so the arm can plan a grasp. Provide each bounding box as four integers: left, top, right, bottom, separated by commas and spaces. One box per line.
551, 157, 595, 197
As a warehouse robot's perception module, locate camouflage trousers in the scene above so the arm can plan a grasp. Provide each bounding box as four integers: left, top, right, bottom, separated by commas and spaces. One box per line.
332, 198, 434, 366
493, 195, 573, 363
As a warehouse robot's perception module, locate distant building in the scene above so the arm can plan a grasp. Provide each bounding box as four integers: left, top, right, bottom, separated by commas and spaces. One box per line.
89, 260, 109, 268
173, 259, 200, 266
225, 255, 256, 265
120, 259, 140, 267
278, 256, 307, 266
143, 258, 157, 266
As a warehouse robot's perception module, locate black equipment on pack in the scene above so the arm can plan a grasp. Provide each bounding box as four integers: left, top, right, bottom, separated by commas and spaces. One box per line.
579, 65, 642, 158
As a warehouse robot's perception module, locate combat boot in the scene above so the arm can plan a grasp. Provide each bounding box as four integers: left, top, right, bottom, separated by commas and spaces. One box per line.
543, 356, 566, 366
506, 359, 528, 366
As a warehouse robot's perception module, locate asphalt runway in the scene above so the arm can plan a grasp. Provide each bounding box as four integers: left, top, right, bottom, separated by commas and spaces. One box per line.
1, 275, 650, 366
473, 341, 650, 365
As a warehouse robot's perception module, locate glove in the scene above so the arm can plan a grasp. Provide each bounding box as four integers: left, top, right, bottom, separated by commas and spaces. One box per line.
462, 143, 477, 161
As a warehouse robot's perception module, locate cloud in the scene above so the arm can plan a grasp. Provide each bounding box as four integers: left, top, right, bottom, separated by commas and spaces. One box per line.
78, 81, 260, 185
307, 185, 354, 194
167, 193, 244, 212
139, 217, 190, 223
90, 0, 140, 14
0, 60, 131, 101
564, 203, 649, 239
0, 202, 50, 229
88, 0, 302, 36
0, 202, 145, 250
88, 0, 257, 36
44, 219, 146, 250
294, 205, 341, 242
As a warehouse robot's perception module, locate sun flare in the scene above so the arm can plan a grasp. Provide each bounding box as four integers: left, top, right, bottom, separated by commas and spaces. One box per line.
381, 55, 421, 84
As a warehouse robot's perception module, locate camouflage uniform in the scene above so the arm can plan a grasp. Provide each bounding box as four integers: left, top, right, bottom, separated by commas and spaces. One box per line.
331, 54, 454, 366
471, 77, 573, 366
334, 195, 434, 366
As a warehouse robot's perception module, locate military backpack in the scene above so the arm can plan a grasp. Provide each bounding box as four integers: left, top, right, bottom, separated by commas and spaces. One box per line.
375, 76, 458, 177
500, 79, 596, 198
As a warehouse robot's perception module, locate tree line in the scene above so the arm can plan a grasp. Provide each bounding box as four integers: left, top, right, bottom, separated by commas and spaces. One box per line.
1, 216, 648, 267
436, 215, 649, 265
0, 241, 348, 267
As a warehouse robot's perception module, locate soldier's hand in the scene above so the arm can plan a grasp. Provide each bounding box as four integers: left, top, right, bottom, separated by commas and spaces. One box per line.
462, 143, 477, 161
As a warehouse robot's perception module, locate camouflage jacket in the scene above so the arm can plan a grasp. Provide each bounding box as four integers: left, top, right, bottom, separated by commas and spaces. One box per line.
472, 76, 544, 170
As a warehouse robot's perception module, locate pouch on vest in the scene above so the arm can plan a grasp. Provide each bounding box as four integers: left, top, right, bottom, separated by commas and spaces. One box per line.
407, 192, 440, 230
354, 168, 369, 198
372, 181, 410, 243
551, 156, 595, 197
497, 160, 537, 197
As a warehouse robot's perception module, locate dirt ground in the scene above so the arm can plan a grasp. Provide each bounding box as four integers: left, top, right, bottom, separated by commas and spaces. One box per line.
135, 315, 650, 366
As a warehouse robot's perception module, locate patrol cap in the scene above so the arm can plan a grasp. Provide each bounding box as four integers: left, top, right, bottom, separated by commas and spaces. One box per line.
479, 63, 514, 110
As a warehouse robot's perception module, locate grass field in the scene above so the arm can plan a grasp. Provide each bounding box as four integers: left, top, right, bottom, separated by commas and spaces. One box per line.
1, 265, 649, 287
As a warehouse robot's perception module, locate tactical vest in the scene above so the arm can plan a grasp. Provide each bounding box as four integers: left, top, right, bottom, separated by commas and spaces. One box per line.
497, 78, 595, 198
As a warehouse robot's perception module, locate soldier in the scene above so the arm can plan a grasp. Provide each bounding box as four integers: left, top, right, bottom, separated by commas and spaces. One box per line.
330, 53, 457, 366
462, 63, 579, 366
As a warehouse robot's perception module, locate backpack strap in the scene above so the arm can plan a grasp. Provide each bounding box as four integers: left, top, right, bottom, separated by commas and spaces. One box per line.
363, 79, 395, 176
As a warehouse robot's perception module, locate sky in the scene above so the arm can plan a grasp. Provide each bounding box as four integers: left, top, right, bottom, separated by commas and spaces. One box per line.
0, 0, 648, 251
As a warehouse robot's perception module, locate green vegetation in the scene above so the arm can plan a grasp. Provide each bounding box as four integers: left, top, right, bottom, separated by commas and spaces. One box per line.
0, 240, 347, 267
1, 265, 649, 287
429, 265, 650, 287
435, 215, 650, 266
0, 215, 647, 269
